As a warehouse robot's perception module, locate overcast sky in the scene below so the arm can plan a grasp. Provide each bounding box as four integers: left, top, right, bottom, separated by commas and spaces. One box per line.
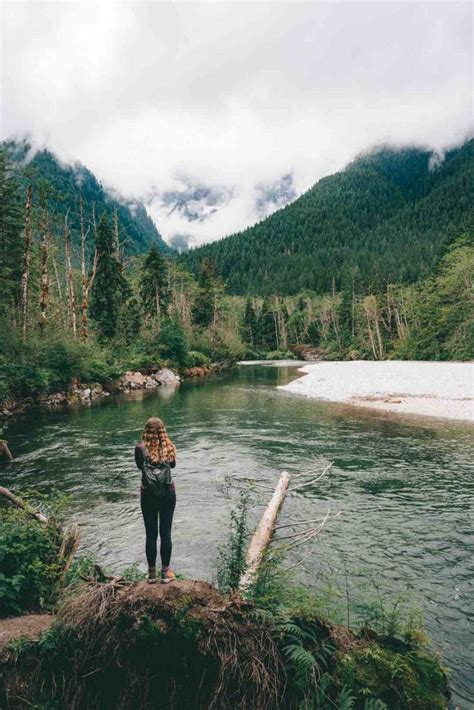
1, 1, 473, 246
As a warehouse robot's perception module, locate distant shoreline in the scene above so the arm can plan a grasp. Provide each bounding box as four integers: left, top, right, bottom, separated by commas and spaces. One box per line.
275, 360, 474, 422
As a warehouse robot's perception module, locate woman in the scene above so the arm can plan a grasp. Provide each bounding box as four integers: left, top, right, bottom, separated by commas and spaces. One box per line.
135, 417, 177, 584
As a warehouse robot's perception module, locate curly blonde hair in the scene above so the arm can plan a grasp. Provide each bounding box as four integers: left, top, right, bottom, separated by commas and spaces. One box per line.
142, 417, 176, 465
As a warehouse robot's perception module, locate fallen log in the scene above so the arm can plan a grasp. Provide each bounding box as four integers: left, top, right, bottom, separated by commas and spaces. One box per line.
0, 486, 80, 573
0, 486, 48, 523
239, 471, 290, 591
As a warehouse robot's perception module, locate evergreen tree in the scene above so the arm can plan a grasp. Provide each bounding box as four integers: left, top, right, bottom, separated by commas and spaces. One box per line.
159, 318, 188, 365
192, 259, 222, 327
241, 298, 257, 348
90, 214, 128, 339
116, 297, 142, 346
256, 298, 278, 351
140, 245, 170, 320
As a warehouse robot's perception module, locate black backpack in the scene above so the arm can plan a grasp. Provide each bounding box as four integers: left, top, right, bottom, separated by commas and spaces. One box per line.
142, 456, 172, 498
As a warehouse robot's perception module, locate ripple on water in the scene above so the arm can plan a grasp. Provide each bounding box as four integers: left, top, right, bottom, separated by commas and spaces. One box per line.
2, 366, 473, 706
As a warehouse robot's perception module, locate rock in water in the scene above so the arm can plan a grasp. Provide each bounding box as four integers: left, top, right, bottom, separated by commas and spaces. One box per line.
153, 368, 180, 386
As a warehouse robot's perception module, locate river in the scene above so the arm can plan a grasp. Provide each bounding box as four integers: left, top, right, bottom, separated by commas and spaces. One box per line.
2, 364, 473, 707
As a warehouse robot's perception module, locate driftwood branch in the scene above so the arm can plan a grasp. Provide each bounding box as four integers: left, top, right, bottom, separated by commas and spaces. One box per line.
290, 463, 332, 492
239, 471, 290, 591
0, 440, 13, 462
59, 523, 80, 573
0, 486, 48, 523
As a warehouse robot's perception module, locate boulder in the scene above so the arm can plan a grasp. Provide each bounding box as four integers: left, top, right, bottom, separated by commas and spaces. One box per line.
152, 368, 180, 386
144, 376, 160, 389
121, 371, 147, 390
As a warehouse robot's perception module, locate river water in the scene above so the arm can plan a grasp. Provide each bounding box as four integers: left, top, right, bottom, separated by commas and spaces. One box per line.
2, 364, 473, 706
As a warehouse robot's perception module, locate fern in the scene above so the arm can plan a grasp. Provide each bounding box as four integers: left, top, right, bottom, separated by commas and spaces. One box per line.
283, 643, 316, 671
338, 684, 356, 710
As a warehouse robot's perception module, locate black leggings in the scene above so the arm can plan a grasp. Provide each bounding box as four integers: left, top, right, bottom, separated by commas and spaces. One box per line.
140, 486, 176, 568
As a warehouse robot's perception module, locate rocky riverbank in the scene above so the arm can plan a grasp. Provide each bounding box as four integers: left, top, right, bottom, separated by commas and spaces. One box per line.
0, 363, 229, 419
279, 360, 474, 422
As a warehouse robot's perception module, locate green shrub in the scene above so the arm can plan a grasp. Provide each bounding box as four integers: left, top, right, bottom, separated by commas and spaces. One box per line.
0, 506, 63, 616
265, 350, 297, 360
185, 350, 211, 367
216, 491, 250, 594
158, 319, 188, 365
335, 642, 448, 709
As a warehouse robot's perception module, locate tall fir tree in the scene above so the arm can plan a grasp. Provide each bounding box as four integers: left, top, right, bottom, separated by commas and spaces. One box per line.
256, 298, 278, 351
192, 259, 223, 327
139, 245, 170, 320
242, 298, 257, 348
90, 214, 128, 339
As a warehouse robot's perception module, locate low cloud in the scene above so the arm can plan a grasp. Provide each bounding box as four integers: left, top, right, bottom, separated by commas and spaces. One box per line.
2, 2, 472, 245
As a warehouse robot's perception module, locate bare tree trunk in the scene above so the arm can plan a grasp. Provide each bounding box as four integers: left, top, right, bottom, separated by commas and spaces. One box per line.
365, 312, 377, 359
79, 197, 97, 340
273, 310, 279, 350
0, 440, 13, 461
38, 206, 50, 332
64, 213, 77, 336
51, 251, 63, 301
20, 185, 33, 339
363, 295, 384, 359
374, 315, 384, 359
330, 277, 341, 346
239, 471, 290, 591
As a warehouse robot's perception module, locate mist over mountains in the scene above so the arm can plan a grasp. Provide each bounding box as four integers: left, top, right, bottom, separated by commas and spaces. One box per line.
145, 172, 297, 252
4, 139, 169, 254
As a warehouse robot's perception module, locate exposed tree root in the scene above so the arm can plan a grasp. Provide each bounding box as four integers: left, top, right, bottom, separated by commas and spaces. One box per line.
10, 580, 285, 710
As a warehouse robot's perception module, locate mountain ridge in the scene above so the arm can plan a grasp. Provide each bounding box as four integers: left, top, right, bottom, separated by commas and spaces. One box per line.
182, 139, 474, 295
3, 139, 171, 255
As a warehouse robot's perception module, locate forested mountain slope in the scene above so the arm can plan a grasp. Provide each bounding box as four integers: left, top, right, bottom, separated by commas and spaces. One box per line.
183, 140, 474, 294
3, 139, 170, 254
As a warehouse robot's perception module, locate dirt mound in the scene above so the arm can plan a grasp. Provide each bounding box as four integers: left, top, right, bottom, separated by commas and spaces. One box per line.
7, 579, 283, 710
0, 614, 53, 654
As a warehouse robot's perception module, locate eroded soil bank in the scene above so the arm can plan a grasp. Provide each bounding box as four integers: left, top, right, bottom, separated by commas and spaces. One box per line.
1, 579, 450, 710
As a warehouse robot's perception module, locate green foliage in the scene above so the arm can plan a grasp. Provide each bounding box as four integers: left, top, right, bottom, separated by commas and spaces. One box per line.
0, 505, 63, 616
121, 563, 147, 583
90, 214, 129, 339
0, 333, 120, 403
158, 319, 188, 365
184, 140, 474, 295
265, 349, 296, 360
255, 297, 278, 350
0, 146, 23, 316
63, 555, 98, 588
3, 139, 169, 255
185, 350, 211, 367
397, 232, 474, 360
216, 490, 251, 594
192, 259, 224, 327
335, 642, 448, 709
241, 298, 257, 348
140, 245, 171, 319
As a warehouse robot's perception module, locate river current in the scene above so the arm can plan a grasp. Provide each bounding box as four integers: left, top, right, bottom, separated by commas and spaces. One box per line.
2, 365, 473, 706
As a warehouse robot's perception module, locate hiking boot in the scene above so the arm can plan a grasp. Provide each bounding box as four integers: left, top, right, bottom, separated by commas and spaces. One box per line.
147, 567, 157, 585
161, 568, 176, 584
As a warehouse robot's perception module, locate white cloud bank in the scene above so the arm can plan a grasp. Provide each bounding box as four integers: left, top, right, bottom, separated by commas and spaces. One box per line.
1, 1, 472, 246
